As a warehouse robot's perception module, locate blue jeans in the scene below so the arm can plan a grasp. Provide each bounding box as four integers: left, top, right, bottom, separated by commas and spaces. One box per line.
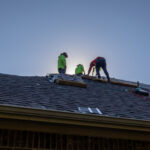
76, 73, 83, 76
58, 68, 66, 74
96, 58, 110, 82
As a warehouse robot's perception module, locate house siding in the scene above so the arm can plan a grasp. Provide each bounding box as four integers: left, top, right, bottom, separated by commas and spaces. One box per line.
0, 129, 150, 150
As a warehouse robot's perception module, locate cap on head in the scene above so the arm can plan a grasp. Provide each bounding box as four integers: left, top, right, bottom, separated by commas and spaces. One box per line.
62, 52, 68, 58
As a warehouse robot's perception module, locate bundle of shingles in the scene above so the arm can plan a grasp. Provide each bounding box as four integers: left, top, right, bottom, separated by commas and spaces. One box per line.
46, 74, 87, 88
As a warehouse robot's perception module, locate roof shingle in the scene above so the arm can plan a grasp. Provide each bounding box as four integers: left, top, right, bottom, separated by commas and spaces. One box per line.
0, 73, 150, 121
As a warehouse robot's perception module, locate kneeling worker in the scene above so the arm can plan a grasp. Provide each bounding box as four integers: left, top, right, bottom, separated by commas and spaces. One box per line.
75, 64, 85, 76
58, 52, 68, 74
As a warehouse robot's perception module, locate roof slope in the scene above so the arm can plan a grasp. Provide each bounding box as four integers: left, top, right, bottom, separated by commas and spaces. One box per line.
0, 73, 150, 121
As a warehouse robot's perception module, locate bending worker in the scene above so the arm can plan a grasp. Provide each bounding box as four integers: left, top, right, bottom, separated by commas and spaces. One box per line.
88, 57, 110, 82
58, 52, 68, 74
75, 64, 85, 76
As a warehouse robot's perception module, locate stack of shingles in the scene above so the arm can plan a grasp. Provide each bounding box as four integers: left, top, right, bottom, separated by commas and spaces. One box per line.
47, 74, 87, 88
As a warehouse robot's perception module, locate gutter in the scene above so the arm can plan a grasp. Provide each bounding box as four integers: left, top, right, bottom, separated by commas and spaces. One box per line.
0, 104, 150, 132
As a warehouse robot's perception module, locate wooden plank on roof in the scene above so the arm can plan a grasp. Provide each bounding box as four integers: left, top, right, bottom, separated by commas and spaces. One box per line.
82, 76, 107, 83
55, 79, 87, 88
110, 79, 138, 88
82, 76, 138, 88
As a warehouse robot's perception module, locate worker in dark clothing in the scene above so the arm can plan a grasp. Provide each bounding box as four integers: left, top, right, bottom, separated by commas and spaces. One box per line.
96, 57, 110, 82
88, 57, 110, 82
58, 52, 68, 74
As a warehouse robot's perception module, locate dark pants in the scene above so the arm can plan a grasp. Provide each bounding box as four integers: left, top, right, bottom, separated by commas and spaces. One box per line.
96, 58, 110, 82
58, 68, 66, 74
76, 73, 83, 76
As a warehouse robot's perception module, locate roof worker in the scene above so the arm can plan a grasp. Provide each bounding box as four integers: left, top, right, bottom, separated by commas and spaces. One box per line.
88, 57, 110, 82
75, 64, 85, 76
58, 52, 68, 74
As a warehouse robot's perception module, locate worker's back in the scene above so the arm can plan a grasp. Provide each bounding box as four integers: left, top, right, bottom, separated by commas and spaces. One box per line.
75, 64, 84, 75
58, 54, 66, 69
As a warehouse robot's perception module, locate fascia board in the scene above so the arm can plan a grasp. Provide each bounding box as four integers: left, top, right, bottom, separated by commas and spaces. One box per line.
0, 104, 150, 132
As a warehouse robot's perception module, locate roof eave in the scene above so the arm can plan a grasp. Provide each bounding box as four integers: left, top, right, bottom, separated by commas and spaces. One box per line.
0, 104, 150, 132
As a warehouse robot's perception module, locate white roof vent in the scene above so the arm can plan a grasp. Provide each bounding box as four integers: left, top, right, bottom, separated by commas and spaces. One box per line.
78, 107, 102, 115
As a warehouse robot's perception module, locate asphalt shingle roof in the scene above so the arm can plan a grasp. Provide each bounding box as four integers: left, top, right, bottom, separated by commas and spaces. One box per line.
0, 73, 150, 121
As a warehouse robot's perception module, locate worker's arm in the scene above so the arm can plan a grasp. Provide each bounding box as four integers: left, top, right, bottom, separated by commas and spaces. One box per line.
88, 58, 99, 75
88, 63, 94, 75
82, 66, 86, 75
83, 70, 85, 75
92, 67, 95, 76
75, 67, 77, 75
62, 56, 66, 69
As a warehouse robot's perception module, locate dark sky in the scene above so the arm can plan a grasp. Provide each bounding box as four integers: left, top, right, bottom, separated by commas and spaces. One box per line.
0, 0, 150, 84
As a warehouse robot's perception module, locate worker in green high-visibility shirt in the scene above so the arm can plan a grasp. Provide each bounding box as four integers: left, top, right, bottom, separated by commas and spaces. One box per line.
75, 64, 85, 76
58, 52, 68, 74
